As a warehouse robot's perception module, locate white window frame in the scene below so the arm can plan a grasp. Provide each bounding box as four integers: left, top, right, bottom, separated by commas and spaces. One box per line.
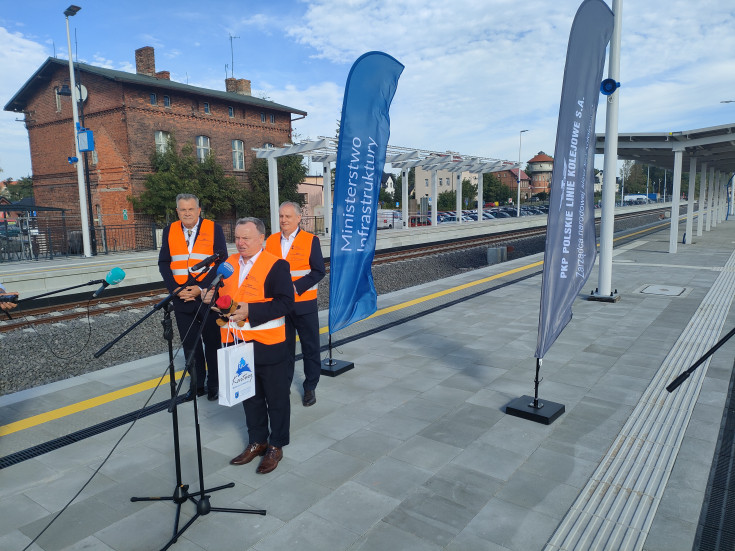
155, 130, 171, 154
195, 135, 211, 162
204, 102, 210, 114
163, 95, 171, 107
228, 106, 234, 118
232, 139, 245, 170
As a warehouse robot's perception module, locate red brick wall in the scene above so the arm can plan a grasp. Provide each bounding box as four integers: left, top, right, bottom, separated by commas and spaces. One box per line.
23, 65, 296, 226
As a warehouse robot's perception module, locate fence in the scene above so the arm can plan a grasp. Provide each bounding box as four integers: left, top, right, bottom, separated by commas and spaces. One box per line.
0, 215, 157, 263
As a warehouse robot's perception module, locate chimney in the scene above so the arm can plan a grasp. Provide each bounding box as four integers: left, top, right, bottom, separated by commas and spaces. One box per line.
155, 71, 170, 80
225, 77, 251, 96
135, 46, 155, 76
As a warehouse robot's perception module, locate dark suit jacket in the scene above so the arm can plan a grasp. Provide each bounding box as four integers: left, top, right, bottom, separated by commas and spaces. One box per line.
245, 256, 295, 365
158, 218, 227, 314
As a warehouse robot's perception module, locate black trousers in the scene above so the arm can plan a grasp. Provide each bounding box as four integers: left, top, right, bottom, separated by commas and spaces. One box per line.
242, 354, 291, 448
286, 309, 321, 391
174, 306, 221, 392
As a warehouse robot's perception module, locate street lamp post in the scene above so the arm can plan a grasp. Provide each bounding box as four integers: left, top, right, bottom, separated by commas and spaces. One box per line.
64, 4, 92, 257
517, 129, 528, 217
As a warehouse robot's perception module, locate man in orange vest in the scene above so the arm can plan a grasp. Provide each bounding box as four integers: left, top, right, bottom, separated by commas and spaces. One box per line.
204, 217, 294, 474
158, 193, 227, 401
265, 201, 325, 407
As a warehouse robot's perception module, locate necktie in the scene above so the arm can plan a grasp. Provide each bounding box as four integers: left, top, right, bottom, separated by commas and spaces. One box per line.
187, 229, 193, 248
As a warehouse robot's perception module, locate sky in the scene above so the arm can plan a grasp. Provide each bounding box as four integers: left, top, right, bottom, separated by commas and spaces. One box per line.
1, 0, 734, 180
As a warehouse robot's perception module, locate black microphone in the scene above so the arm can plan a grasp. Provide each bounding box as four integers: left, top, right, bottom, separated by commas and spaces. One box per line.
207, 262, 235, 291
92, 267, 126, 298
189, 251, 227, 272
0, 295, 19, 303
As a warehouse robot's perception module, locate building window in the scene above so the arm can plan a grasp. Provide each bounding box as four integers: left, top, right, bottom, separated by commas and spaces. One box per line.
260, 112, 266, 123
232, 139, 245, 170
150, 93, 157, 105
163, 95, 171, 107
439, 178, 443, 186
204, 102, 210, 114
300, 193, 308, 204
425, 179, 429, 187
228, 106, 234, 118
155, 131, 171, 154
195, 135, 210, 162
270, 114, 275, 124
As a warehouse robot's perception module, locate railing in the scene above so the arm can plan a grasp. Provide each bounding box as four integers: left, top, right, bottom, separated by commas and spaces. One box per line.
0, 220, 158, 262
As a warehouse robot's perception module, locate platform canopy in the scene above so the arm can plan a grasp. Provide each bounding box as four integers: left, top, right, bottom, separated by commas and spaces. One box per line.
253, 137, 518, 173
595, 122, 735, 173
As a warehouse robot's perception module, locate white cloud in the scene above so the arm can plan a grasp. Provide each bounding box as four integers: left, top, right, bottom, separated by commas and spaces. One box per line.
285, 0, 735, 165
0, 27, 48, 178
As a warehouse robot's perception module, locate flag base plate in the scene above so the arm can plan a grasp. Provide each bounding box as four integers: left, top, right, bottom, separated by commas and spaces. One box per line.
588, 291, 621, 303
505, 395, 565, 425
320, 358, 355, 377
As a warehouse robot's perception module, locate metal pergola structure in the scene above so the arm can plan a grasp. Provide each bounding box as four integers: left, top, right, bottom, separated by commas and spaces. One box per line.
595, 122, 735, 254
253, 138, 519, 233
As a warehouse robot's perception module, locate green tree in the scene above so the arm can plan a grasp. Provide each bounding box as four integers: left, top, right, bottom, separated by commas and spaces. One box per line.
240, 154, 307, 231
5, 176, 33, 201
483, 173, 512, 204
131, 135, 240, 225
437, 190, 455, 210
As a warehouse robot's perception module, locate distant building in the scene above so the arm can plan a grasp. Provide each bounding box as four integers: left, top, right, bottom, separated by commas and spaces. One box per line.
495, 168, 531, 200
415, 157, 482, 203
298, 175, 324, 218
526, 151, 554, 196
4, 46, 307, 226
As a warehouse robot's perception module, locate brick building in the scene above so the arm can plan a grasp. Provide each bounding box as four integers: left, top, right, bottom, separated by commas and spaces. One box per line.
526, 151, 554, 196
495, 168, 531, 200
4, 47, 307, 228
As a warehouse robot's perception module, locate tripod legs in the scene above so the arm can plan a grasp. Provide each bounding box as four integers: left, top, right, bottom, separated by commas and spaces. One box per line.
130, 304, 265, 550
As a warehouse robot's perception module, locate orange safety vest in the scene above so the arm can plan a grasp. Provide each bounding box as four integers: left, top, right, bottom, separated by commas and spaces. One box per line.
218, 252, 286, 345
265, 229, 318, 302
169, 219, 215, 285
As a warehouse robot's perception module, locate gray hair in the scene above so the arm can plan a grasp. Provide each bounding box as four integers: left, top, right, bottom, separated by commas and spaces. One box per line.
176, 193, 199, 207
235, 217, 266, 236
279, 201, 302, 217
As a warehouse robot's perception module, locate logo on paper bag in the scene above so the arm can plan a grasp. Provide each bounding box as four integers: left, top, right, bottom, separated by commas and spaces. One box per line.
233, 357, 253, 385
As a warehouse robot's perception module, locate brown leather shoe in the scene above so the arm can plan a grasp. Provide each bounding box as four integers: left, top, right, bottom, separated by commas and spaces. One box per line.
229, 442, 267, 465
256, 445, 283, 474
302, 389, 316, 407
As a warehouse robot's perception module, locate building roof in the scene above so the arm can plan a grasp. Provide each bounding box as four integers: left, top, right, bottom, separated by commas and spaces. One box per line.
4, 57, 307, 117
528, 152, 554, 163
507, 168, 530, 180
595, 123, 735, 174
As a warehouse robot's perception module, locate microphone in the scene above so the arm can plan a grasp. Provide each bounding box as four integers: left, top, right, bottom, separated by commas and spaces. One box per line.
208, 262, 235, 290
0, 295, 19, 303
92, 267, 126, 298
189, 251, 227, 272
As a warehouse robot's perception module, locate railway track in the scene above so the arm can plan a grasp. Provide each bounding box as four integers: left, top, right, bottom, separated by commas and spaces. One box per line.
0, 208, 667, 332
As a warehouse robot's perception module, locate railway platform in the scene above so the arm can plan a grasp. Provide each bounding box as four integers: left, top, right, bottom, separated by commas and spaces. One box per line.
0, 214, 732, 551
0, 203, 662, 300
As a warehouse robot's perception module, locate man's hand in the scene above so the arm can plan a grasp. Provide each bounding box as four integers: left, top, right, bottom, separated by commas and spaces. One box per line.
228, 302, 249, 323
0, 292, 18, 311
178, 285, 201, 302
202, 288, 216, 304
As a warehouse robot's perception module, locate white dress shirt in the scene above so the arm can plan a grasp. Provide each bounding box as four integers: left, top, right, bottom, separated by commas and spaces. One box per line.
238, 250, 262, 287
280, 229, 299, 258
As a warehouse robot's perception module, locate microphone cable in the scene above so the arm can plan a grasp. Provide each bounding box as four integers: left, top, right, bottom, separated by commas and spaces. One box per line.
10, 299, 96, 361
21, 291, 217, 549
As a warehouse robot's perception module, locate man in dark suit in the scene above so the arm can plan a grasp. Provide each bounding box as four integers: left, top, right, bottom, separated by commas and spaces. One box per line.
265, 201, 326, 406
204, 217, 294, 474
158, 193, 227, 401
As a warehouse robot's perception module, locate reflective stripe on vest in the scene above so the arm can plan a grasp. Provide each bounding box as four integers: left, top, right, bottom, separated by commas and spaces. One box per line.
218, 251, 287, 345
168, 219, 216, 285
265, 230, 317, 302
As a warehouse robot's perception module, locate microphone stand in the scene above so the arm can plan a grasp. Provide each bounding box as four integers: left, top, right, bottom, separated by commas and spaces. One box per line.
666, 325, 735, 392
95, 271, 265, 551
2, 279, 106, 321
